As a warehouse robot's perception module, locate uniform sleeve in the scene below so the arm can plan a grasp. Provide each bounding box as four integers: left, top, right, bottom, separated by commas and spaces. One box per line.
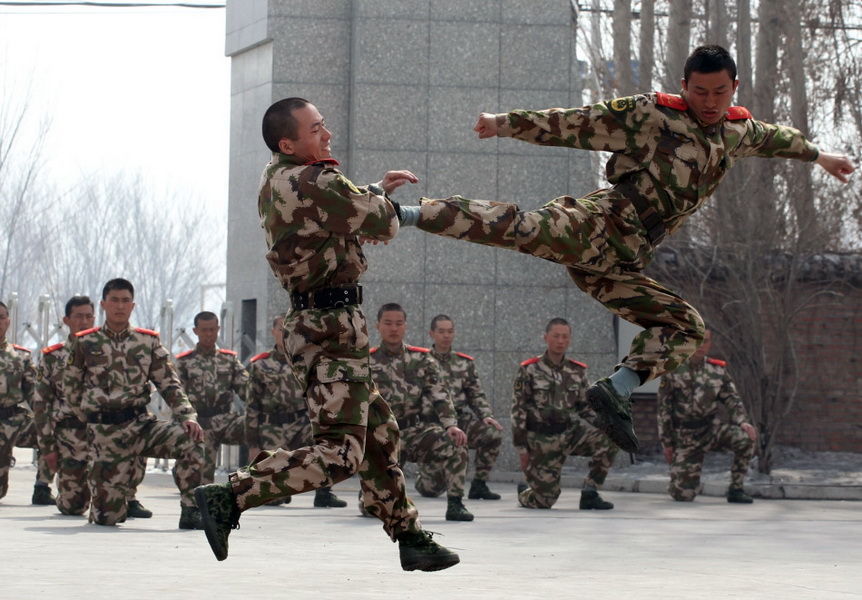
231, 357, 250, 405
463, 360, 493, 420
148, 341, 196, 422
496, 94, 652, 154
63, 340, 86, 411
717, 371, 747, 426
424, 357, 457, 429
733, 119, 819, 161
244, 365, 262, 447
657, 376, 675, 448
296, 167, 400, 241
33, 359, 58, 454
511, 367, 530, 451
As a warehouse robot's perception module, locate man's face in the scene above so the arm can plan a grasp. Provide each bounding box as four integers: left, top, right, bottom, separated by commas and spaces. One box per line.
280, 103, 332, 163
681, 70, 739, 125
63, 304, 95, 335
377, 310, 406, 346
430, 319, 455, 352
194, 318, 220, 348
100, 290, 135, 327
691, 331, 713, 362
543, 324, 571, 356
0, 307, 9, 340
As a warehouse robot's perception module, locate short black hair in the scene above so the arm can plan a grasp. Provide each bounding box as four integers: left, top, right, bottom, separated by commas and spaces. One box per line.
430, 314, 453, 331
545, 317, 571, 333
684, 45, 737, 82
377, 303, 406, 322
262, 97, 310, 153
194, 311, 218, 327
65, 296, 94, 317
102, 278, 134, 300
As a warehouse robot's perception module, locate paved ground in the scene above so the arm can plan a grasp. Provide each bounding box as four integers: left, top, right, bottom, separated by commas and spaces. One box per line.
2, 465, 861, 600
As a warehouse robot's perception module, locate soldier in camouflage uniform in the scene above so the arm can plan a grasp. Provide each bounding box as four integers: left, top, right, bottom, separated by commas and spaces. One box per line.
194, 98, 459, 571
394, 45, 855, 455
371, 304, 473, 521
0, 301, 56, 505
513, 318, 617, 510
176, 311, 248, 486
65, 279, 205, 528
658, 330, 757, 503
245, 316, 346, 508
415, 314, 503, 501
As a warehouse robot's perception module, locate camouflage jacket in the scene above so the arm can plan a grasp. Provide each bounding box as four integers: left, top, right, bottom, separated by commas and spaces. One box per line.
496, 92, 819, 237
657, 357, 747, 447
511, 353, 590, 450
245, 347, 305, 447
34, 338, 78, 450
429, 347, 493, 421
65, 325, 196, 422
258, 153, 399, 294
175, 344, 248, 416
0, 339, 35, 411
370, 343, 456, 429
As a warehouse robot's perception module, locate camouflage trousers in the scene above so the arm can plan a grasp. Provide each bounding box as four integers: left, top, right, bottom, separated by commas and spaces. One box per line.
197, 412, 245, 485
229, 305, 421, 540
403, 422, 468, 498
0, 408, 54, 499
669, 424, 755, 501
258, 418, 312, 452
519, 417, 618, 509
87, 413, 203, 525
415, 416, 500, 497
418, 193, 705, 381
54, 418, 90, 515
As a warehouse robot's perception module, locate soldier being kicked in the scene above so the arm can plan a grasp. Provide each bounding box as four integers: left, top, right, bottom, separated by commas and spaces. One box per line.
513, 318, 617, 510
414, 314, 503, 501
176, 311, 248, 487
658, 330, 757, 504
371, 304, 473, 521
65, 278, 205, 528
246, 316, 346, 508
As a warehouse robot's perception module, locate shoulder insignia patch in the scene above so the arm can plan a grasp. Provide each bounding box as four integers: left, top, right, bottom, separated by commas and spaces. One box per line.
520, 356, 541, 367
406, 345, 430, 353
218, 348, 238, 356
250, 351, 270, 363
12, 344, 31, 353
175, 349, 194, 359
369, 347, 378, 354
42, 342, 65, 354
725, 106, 752, 120
75, 326, 100, 338
608, 96, 636, 112
134, 327, 159, 337
568, 358, 587, 368
655, 92, 688, 111
304, 158, 340, 168
455, 351, 474, 361
707, 357, 727, 367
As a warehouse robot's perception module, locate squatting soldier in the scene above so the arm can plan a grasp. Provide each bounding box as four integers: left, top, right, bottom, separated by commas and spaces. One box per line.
194, 98, 459, 571
245, 316, 346, 508
658, 330, 757, 503
415, 314, 503, 501
0, 301, 56, 505
371, 304, 473, 521
176, 311, 248, 486
65, 278, 205, 528
513, 318, 617, 510
394, 45, 855, 454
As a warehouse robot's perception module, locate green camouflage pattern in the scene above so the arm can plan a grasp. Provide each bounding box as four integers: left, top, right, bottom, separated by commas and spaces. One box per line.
513, 354, 617, 508
53, 418, 90, 515
0, 340, 35, 411
35, 341, 74, 453
1, 408, 53, 498
658, 357, 754, 500
245, 347, 307, 448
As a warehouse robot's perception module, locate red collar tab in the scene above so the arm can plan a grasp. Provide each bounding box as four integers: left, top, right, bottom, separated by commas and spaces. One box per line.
568, 358, 587, 368
369, 347, 378, 354
455, 351, 474, 361
134, 327, 159, 337
656, 92, 688, 111
12, 343, 31, 353
304, 158, 340, 167
725, 106, 752, 120
175, 349, 194, 359
75, 326, 101, 338
406, 345, 430, 353
250, 351, 271, 363
42, 342, 65, 354
707, 357, 727, 367
218, 348, 238, 356
520, 356, 541, 367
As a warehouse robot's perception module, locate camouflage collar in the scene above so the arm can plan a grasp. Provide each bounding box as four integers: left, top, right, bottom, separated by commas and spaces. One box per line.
196, 343, 217, 357
102, 324, 131, 340
541, 351, 566, 370
273, 152, 340, 168
380, 342, 404, 357
430, 346, 452, 362
271, 346, 288, 362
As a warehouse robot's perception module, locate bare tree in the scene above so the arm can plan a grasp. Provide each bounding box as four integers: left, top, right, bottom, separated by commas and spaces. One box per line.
612, 0, 634, 94
639, 0, 656, 91
664, 1, 693, 92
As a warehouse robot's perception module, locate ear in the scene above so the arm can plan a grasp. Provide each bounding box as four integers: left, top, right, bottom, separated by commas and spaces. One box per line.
278, 138, 294, 155
680, 78, 688, 92
731, 79, 740, 94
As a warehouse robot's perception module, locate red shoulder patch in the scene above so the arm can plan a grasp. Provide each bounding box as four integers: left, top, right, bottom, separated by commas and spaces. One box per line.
42, 342, 65, 355
568, 358, 587, 368
250, 351, 270, 363
455, 351, 474, 361
369, 346, 378, 354
304, 158, 340, 167
75, 326, 100, 338
655, 92, 688, 111
520, 356, 541, 367
218, 348, 238, 356
12, 344, 31, 353
406, 345, 430, 353
707, 357, 727, 367
175, 349, 194, 359
134, 327, 159, 337
725, 106, 752, 120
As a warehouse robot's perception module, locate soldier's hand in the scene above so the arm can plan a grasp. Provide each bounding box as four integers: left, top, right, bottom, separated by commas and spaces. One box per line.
378, 170, 419, 195
183, 420, 204, 442
446, 425, 468, 446
740, 422, 758, 441
816, 152, 855, 183
483, 416, 504, 431
662, 446, 674, 464
473, 112, 499, 138
518, 451, 529, 472
44, 451, 59, 473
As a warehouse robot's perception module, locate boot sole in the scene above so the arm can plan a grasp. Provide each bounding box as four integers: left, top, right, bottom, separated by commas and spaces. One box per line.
194, 487, 228, 561
586, 386, 639, 453
402, 553, 461, 572
445, 514, 475, 521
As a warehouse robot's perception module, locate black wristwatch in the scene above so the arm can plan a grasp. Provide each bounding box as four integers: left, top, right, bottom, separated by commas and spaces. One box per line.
368, 183, 386, 197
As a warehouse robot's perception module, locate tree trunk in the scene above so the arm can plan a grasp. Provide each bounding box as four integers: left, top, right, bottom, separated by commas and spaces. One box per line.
612, 0, 634, 95
706, 0, 728, 47
664, 1, 692, 92
639, 0, 655, 91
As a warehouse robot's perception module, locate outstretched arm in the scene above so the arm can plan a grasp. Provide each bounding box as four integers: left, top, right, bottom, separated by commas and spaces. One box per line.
815, 152, 855, 183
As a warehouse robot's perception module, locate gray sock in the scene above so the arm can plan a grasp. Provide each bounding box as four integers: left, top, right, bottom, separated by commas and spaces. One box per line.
400, 205, 421, 227
608, 366, 640, 398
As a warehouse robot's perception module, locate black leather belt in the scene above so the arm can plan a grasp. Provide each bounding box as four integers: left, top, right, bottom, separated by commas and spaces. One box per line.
87, 405, 147, 425
526, 419, 571, 435
616, 182, 667, 247
0, 405, 22, 419
396, 414, 422, 430
290, 284, 362, 311
196, 404, 231, 419
675, 415, 716, 430
262, 409, 306, 426
55, 416, 86, 429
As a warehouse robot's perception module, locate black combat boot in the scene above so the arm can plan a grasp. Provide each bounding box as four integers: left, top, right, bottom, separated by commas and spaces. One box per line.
127, 499, 153, 518
178, 504, 204, 529
586, 378, 639, 453
194, 483, 241, 561
314, 486, 347, 508
579, 490, 614, 510
31, 484, 56, 506
397, 530, 460, 572
445, 496, 474, 521
727, 487, 754, 504
467, 478, 501, 500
